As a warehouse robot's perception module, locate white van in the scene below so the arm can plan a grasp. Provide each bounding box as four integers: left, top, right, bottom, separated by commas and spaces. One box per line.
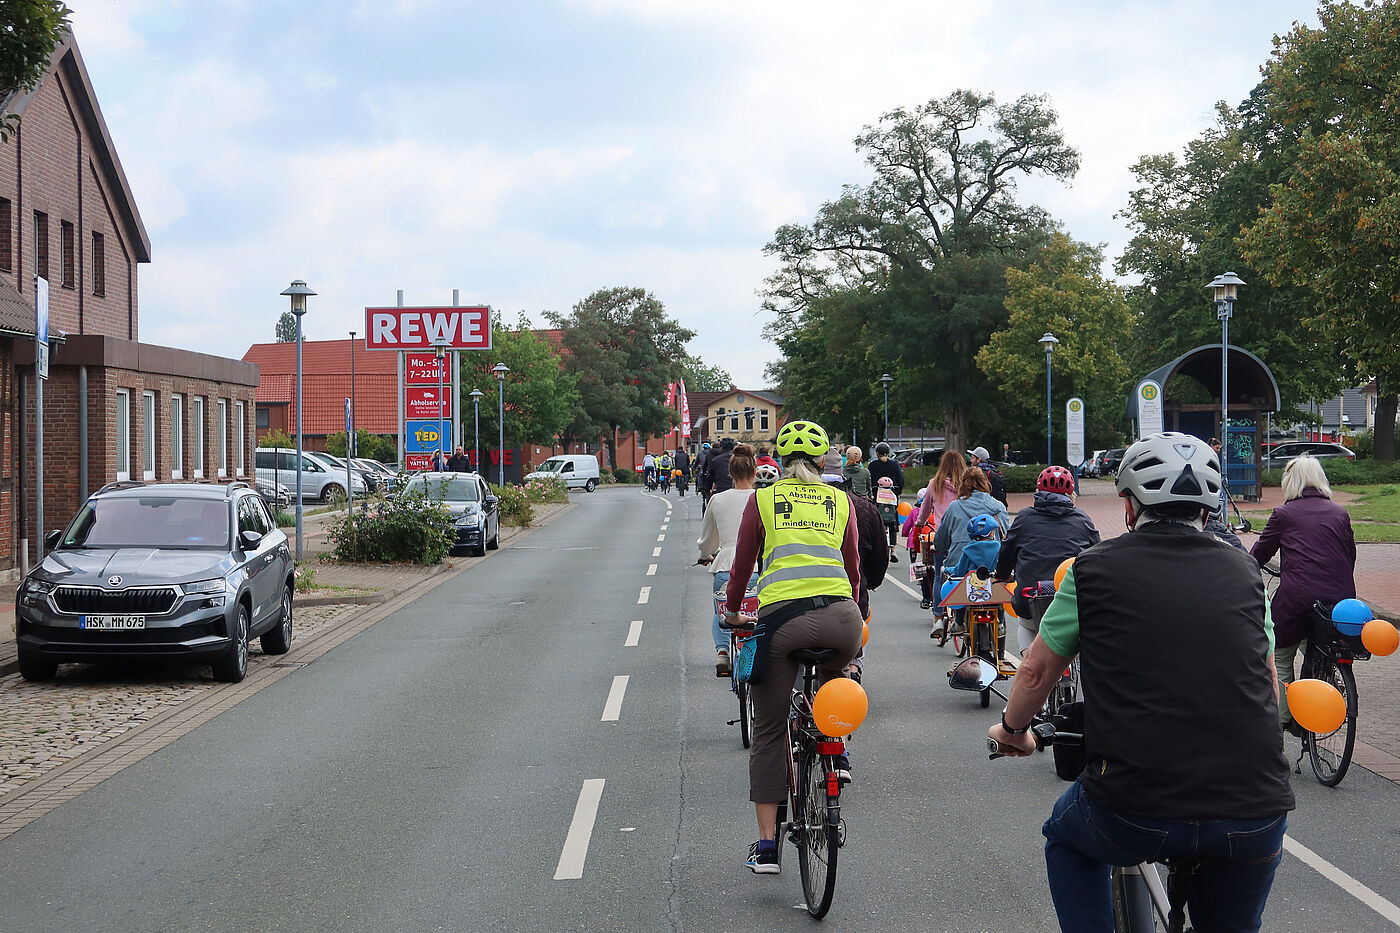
526, 455, 601, 492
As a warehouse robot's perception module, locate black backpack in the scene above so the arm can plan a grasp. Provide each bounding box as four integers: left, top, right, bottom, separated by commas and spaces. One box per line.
985, 466, 1007, 505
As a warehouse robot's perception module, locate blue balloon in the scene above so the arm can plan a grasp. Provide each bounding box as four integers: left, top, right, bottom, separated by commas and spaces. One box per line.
1332, 598, 1373, 625
940, 579, 958, 600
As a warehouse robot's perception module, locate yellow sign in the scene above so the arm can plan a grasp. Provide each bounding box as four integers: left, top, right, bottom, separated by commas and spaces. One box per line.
414, 428, 442, 445
1141, 384, 1159, 401
771, 486, 838, 534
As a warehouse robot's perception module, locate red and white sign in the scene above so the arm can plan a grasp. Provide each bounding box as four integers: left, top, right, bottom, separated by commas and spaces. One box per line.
406, 386, 450, 420
365, 306, 492, 351
406, 353, 445, 384
405, 453, 435, 471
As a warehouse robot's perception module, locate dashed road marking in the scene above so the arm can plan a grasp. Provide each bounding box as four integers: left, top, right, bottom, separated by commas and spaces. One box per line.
625, 620, 643, 646
554, 779, 606, 880
657, 534, 665, 542
660, 524, 668, 531
653, 546, 662, 557
647, 563, 657, 576
601, 675, 629, 721
638, 587, 651, 604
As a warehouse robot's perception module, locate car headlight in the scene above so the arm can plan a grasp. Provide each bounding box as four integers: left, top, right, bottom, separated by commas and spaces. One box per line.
454, 512, 481, 526
21, 577, 56, 597
183, 578, 228, 595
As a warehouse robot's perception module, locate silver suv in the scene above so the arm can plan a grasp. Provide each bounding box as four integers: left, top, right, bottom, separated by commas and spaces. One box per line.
255, 447, 367, 503
14, 481, 295, 683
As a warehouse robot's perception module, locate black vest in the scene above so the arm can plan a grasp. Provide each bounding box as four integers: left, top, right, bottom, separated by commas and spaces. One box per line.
1075, 523, 1295, 820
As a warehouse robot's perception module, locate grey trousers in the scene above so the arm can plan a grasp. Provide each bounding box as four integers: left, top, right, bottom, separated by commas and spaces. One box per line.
748, 598, 864, 802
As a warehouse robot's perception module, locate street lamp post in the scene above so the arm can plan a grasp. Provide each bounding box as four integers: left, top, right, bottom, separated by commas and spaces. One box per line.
1207, 273, 1245, 509
493, 363, 510, 487
470, 388, 484, 473
1038, 333, 1059, 466
348, 331, 356, 458
281, 279, 315, 560
880, 373, 893, 441
433, 338, 449, 470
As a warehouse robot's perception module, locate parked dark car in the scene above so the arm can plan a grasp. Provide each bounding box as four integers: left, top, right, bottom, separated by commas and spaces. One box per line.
896, 448, 946, 469
399, 472, 500, 557
1262, 441, 1356, 470
1100, 448, 1128, 476
14, 481, 295, 683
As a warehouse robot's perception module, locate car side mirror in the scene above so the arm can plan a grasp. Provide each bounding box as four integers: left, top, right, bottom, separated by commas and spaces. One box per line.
485, 495, 498, 510
239, 530, 264, 551
44, 529, 62, 549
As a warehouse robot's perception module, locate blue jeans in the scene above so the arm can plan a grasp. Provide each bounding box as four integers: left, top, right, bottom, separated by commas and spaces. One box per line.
711, 571, 730, 653
1042, 780, 1286, 933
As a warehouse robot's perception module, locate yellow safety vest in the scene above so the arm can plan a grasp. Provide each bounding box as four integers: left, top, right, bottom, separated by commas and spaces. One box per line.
755, 478, 851, 608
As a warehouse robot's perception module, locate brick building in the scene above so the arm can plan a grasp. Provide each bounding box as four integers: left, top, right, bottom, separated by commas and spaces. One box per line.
0, 32, 259, 575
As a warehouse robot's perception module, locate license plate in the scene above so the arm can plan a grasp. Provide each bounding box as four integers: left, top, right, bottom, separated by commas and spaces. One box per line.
81, 615, 146, 630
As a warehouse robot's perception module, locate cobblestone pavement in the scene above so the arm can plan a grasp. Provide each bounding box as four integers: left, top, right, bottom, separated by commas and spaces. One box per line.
0, 604, 360, 796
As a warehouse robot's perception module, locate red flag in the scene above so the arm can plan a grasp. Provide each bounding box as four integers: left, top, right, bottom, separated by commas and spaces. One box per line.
664, 382, 676, 407
680, 380, 691, 438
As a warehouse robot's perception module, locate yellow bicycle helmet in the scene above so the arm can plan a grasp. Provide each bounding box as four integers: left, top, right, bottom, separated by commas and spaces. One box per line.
775, 420, 830, 459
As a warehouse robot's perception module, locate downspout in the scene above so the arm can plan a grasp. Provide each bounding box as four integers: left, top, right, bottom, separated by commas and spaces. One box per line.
79, 365, 88, 499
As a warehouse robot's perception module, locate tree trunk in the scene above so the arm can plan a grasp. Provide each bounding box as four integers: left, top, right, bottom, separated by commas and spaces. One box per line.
943, 404, 969, 457
1374, 392, 1397, 462
606, 423, 619, 472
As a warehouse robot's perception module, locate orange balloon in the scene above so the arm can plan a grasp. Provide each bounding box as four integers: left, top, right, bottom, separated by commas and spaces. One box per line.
813, 677, 869, 737
1287, 678, 1347, 734
1361, 619, 1399, 657
1054, 558, 1075, 591
897, 501, 913, 517
861, 621, 870, 647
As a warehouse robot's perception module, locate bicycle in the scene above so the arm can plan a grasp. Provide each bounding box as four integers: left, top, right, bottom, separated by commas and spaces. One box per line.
940, 571, 1015, 708
773, 647, 849, 918
717, 589, 759, 748
1025, 588, 1079, 719
1262, 566, 1366, 786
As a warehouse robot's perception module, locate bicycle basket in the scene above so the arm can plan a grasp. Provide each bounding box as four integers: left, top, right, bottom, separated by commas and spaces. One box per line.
1309, 601, 1371, 661
734, 623, 765, 683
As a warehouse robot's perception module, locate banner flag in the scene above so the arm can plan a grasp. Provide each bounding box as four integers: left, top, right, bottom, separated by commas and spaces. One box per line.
679, 380, 691, 438
664, 382, 676, 407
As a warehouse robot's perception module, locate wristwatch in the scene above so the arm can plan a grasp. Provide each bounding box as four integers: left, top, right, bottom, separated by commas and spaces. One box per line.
1000, 708, 1030, 736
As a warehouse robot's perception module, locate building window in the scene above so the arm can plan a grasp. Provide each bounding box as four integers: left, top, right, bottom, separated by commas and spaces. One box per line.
745, 409, 754, 431
60, 221, 74, 289
171, 394, 184, 479
91, 231, 105, 296
32, 211, 48, 280
142, 391, 156, 480
0, 198, 10, 272
217, 399, 228, 477
714, 408, 724, 433
256, 407, 269, 430
115, 389, 131, 481
760, 409, 769, 432
730, 410, 739, 432
235, 401, 246, 475
192, 396, 205, 478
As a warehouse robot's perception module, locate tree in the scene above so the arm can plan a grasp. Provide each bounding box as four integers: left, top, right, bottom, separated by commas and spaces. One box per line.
326, 430, 396, 462
763, 90, 1078, 449
976, 234, 1134, 453
1239, 0, 1400, 460
679, 354, 732, 393
547, 287, 695, 469
462, 315, 580, 452
275, 311, 299, 343
260, 430, 294, 449
0, 0, 70, 142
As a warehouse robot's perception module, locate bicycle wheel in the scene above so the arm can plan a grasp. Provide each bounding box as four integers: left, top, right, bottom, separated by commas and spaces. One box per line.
737, 680, 753, 749
795, 742, 838, 918
1306, 659, 1357, 787
971, 623, 992, 707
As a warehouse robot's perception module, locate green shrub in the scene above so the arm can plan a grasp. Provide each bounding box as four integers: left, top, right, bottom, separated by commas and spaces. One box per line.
273, 509, 295, 527
490, 484, 533, 526
614, 467, 637, 484
1002, 465, 1044, 494
324, 489, 453, 564
598, 467, 616, 484
1322, 458, 1400, 486
521, 476, 568, 503
1350, 431, 1374, 459
261, 429, 294, 449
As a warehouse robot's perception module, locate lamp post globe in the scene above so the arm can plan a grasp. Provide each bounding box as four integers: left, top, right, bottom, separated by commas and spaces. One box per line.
1038, 333, 1059, 467
1206, 273, 1245, 511
879, 373, 893, 441
470, 388, 484, 473
280, 279, 316, 560
493, 363, 510, 487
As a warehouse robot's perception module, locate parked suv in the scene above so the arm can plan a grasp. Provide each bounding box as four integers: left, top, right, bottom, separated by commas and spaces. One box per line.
14, 481, 295, 683
255, 447, 367, 503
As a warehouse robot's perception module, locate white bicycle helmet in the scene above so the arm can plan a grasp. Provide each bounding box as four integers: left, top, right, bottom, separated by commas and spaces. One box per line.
755, 463, 780, 484
1115, 432, 1222, 511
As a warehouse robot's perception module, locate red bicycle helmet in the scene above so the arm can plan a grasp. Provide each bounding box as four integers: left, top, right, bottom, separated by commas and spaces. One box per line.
1037, 465, 1075, 496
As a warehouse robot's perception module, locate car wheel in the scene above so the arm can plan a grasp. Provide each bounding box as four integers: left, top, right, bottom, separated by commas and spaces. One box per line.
17, 647, 57, 682
585, 478, 598, 492
260, 582, 294, 655
322, 483, 346, 504
212, 602, 250, 683
486, 521, 500, 550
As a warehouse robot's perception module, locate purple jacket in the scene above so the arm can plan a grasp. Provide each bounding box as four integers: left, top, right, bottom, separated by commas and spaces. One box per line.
1250, 489, 1355, 648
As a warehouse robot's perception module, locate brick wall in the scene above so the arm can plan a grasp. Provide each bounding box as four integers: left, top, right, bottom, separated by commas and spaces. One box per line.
0, 60, 138, 339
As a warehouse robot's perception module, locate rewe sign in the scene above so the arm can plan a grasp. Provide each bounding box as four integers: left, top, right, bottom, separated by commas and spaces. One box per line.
365, 306, 492, 350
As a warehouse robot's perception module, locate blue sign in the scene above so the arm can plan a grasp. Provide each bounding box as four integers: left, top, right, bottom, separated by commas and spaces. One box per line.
345, 397, 352, 433
405, 420, 447, 453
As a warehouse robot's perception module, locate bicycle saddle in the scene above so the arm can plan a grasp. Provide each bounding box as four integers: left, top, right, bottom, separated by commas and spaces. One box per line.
789, 647, 841, 665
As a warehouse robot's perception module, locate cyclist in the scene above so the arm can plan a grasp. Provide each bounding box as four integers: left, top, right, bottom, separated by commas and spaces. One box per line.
868, 443, 904, 561
697, 444, 758, 677
822, 469, 889, 682
989, 432, 1293, 933
643, 451, 656, 489
914, 450, 968, 608
724, 421, 863, 875
842, 446, 872, 499
930, 468, 1007, 639
675, 446, 692, 496
993, 465, 1099, 654
1250, 454, 1356, 735
703, 437, 736, 504
753, 462, 780, 489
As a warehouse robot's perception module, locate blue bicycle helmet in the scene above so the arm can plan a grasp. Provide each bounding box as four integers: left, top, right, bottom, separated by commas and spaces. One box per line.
966, 514, 998, 539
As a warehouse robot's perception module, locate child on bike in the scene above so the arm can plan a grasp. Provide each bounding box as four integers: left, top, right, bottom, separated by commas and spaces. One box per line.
947, 514, 1002, 579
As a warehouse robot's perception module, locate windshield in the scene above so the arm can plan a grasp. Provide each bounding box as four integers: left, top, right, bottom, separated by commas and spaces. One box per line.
63, 497, 230, 549
403, 476, 480, 502
535, 460, 564, 473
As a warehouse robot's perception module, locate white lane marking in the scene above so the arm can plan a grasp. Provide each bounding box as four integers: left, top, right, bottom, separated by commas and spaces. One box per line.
660, 524, 668, 530
554, 779, 606, 880
1284, 835, 1400, 924
638, 587, 650, 604
647, 563, 657, 576
657, 534, 666, 542
625, 620, 643, 646
653, 546, 662, 557
888, 577, 923, 601
601, 675, 630, 721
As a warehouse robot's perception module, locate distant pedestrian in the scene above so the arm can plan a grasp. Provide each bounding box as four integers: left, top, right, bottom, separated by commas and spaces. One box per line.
970, 446, 1007, 506
447, 446, 471, 471
842, 446, 872, 499
431, 449, 446, 471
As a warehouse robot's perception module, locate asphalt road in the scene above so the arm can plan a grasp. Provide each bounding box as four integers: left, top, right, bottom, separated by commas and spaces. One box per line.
1, 485, 1398, 931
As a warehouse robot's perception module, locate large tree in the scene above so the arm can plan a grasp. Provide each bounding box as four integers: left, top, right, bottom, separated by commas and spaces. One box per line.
1239, 0, 1400, 460
0, 0, 70, 141
462, 315, 579, 451
678, 354, 732, 393
977, 233, 1134, 454
547, 287, 695, 469
275, 311, 299, 342
763, 90, 1078, 449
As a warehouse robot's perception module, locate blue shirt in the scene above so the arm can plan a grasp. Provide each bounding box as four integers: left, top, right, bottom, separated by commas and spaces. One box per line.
950, 539, 1001, 578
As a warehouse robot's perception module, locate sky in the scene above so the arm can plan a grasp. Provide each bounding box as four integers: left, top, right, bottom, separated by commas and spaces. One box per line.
66, 0, 1322, 387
